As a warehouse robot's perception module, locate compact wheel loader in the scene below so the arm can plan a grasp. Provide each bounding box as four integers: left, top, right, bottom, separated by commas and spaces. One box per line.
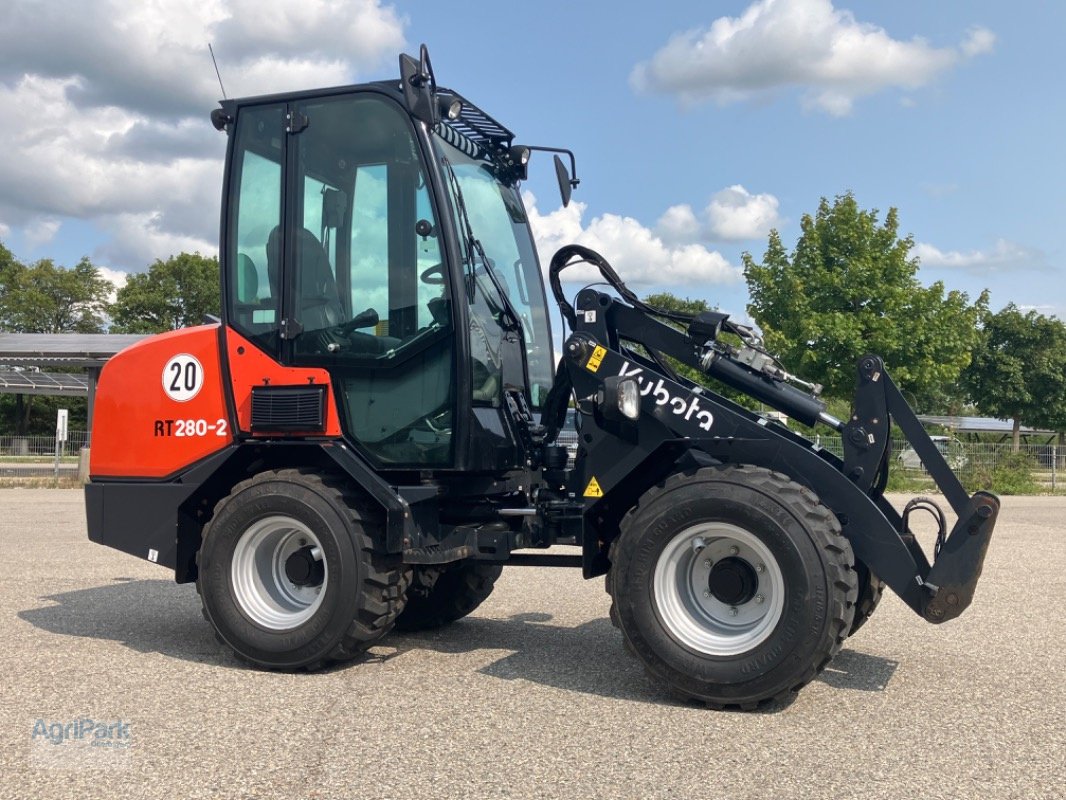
85, 47, 999, 708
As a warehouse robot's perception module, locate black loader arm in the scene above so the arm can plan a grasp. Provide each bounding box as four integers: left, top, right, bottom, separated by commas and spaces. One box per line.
548, 260, 998, 625
842, 355, 1000, 622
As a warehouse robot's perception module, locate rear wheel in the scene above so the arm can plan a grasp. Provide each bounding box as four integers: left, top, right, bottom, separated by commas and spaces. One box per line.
395, 562, 502, 631
197, 469, 408, 669
608, 465, 856, 709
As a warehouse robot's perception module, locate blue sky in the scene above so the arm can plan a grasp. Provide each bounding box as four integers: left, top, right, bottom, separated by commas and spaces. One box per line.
0, 0, 1062, 324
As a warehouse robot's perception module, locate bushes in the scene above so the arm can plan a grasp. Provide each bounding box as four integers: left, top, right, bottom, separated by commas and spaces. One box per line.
964, 451, 1041, 495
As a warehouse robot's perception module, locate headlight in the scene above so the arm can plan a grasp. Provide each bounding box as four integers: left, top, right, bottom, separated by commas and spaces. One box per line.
599, 375, 641, 422
617, 377, 640, 420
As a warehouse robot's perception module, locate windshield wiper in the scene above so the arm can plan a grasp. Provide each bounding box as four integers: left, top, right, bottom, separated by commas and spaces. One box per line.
441, 157, 523, 334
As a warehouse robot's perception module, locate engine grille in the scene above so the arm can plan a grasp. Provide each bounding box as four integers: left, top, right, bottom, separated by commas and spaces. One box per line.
250, 385, 327, 432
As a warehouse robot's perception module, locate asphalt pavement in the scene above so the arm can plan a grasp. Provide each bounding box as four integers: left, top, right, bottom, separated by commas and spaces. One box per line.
1, 489, 1063, 799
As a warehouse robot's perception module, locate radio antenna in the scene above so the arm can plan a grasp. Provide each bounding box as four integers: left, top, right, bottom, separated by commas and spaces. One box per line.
208, 43, 227, 99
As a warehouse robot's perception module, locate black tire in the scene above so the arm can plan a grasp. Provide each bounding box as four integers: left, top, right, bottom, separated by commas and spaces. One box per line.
848, 559, 884, 637
607, 465, 857, 709
197, 468, 409, 670
394, 562, 502, 632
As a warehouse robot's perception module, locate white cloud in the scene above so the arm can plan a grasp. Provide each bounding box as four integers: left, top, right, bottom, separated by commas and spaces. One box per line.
0, 0, 406, 271
23, 218, 62, 249
915, 239, 1045, 274
96, 265, 129, 304
0, 221, 11, 238
0, 0, 405, 118
705, 185, 781, 241
655, 204, 701, 245
654, 185, 781, 244
96, 212, 217, 271
961, 26, 996, 58
631, 0, 995, 115
97, 266, 129, 291
525, 192, 740, 287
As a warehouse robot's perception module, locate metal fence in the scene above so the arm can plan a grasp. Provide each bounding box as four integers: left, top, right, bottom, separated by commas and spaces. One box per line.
811, 435, 1063, 489
0, 430, 88, 479
1, 429, 1062, 489
557, 427, 1063, 491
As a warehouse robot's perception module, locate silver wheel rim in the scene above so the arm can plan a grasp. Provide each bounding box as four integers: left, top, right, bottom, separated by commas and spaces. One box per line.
653, 522, 785, 656
231, 515, 327, 630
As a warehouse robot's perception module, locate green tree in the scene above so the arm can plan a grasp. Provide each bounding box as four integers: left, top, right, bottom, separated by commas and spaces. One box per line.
0, 256, 112, 333
963, 304, 1066, 450
742, 193, 988, 406
642, 292, 714, 385
110, 252, 220, 334
0, 246, 111, 433
642, 291, 764, 410
0, 240, 18, 281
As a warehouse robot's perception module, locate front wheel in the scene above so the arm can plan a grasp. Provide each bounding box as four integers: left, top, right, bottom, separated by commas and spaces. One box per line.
608, 465, 856, 709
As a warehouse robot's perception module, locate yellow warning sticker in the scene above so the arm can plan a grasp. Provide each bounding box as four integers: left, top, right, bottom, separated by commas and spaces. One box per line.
586, 345, 607, 373
583, 476, 604, 498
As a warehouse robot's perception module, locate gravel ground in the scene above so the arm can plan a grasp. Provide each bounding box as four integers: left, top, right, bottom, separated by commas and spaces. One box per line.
1, 489, 1062, 799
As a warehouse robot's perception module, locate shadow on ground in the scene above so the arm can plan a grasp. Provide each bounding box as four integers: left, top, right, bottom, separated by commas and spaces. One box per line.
17, 578, 229, 668
18, 579, 899, 707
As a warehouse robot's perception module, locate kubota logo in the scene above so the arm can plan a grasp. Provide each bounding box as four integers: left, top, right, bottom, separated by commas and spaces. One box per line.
618, 362, 714, 431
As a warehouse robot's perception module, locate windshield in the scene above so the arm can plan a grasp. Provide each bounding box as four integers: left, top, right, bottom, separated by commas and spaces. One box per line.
432, 132, 554, 407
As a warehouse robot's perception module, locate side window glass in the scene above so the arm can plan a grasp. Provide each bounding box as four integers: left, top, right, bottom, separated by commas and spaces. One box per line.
227, 106, 283, 353
290, 96, 450, 358
350, 164, 389, 332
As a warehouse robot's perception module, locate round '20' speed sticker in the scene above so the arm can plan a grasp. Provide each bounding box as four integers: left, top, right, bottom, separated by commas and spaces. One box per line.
162, 354, 204, 402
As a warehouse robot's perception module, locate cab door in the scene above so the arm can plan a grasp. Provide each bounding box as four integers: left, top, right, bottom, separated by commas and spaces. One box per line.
283, 93, 457, 467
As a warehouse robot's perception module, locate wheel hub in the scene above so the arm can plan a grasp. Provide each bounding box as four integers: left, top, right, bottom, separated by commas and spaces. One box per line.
284, 545, 324, 587
653, 522, 785, 656
708, 557, 758, 606
230, 516, 328, 631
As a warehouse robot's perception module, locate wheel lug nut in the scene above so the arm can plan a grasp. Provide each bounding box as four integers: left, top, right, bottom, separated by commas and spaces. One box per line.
755, 594, 764, 604
729, 606, 738, 616
703, 590, 711, 597
756, 563, 765, 573
703, 559, 712, 568
729, 546, 739, 556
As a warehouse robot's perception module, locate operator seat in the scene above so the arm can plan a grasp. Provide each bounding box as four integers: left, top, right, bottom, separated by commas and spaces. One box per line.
236, 252, 258, 302
266, 226, 345, 332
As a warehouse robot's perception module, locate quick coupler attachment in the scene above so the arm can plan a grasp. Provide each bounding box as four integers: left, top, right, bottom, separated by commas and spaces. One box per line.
921, 491, 1000, 623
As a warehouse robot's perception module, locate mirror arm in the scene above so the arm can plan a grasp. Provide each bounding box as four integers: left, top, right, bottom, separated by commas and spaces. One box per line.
523, 145, 580, 188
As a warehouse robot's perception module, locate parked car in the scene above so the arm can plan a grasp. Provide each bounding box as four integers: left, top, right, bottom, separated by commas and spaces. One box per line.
897, 435, 968, 471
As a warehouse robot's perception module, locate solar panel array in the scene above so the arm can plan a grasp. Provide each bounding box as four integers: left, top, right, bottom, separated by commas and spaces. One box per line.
0, 370, 89, 395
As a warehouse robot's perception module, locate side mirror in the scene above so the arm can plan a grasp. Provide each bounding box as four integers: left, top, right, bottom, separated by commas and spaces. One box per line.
554, 155, 573, 208
399, 44, 437, 126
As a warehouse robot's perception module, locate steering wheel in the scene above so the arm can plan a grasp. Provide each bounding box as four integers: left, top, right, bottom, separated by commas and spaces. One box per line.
419, 262, 445, 285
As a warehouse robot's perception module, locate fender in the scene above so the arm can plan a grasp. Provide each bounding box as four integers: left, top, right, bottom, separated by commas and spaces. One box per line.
90, 324, 233, 479
85, 441, 421, 583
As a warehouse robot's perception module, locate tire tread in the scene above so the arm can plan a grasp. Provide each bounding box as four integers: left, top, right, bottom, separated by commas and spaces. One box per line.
196, 467, 409, 670
606, 464, 857, 710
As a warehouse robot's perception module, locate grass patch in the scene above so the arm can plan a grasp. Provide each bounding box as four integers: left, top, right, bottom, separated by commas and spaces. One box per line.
965, 451, 1043, 495
0, 477, 83, 488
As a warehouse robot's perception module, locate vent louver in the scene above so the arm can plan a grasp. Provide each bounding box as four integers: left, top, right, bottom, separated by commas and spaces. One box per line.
251, 385, 326, 432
